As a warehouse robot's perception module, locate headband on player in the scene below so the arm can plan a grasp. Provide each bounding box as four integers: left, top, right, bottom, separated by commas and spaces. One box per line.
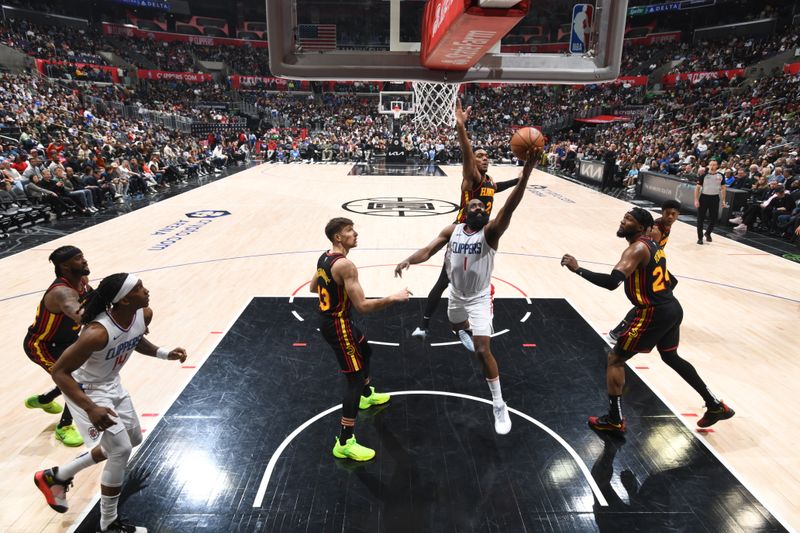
628, 207, 654, 230
112, 274, 140, 304
48, 245, 82, 265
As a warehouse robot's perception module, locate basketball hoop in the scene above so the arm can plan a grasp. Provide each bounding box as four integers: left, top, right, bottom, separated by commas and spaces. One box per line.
412, 81, 460, 130
392, 106, 402, 120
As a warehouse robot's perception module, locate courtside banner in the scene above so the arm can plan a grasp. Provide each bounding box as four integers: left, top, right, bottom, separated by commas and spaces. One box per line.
784, 62, 800, 75
662, 68, 745, 85
102, 22, 268, 49
36, 59, 122, 83
138, 70, 212, 82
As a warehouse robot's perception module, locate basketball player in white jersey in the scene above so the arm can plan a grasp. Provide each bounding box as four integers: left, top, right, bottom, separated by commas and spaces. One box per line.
395, 155, 537, 434
33, 273, 187, 533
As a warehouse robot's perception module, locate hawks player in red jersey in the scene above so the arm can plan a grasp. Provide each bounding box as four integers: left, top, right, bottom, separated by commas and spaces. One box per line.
23, 246, 91, 447
412, 100, 528, 347
312, 217, 410, 461
561, 208, 734, 435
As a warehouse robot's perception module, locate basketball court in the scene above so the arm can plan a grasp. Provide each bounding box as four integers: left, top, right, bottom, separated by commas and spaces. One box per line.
1, 162, 799, 531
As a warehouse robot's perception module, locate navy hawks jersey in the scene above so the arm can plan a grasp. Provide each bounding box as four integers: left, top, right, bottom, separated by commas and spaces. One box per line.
316, 252, 350, 318
625, 237, 677, 308
456, 174, 496, 223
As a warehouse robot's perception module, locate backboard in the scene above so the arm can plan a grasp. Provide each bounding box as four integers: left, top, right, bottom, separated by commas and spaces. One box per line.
266, 0, 628, 84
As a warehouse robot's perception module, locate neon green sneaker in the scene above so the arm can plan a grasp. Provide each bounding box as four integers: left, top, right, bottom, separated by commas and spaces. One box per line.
359, 387, 390, 410
25, 395, 63, 414
54, 424, 84, 447
332, 436, 375, 461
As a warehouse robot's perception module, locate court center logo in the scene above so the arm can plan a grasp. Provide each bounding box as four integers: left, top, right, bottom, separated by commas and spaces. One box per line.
342, 197, 458, 217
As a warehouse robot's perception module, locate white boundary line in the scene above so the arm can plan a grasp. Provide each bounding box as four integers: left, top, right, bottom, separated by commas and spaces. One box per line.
430, 340, 461, 347
252, 389, 607, 508
563, 297, 797, 533
491, 328, 510, 337
291, 310, 304, 322
520, 311, 531, 323
67, 297, 255, 533
367, 340, 400, 347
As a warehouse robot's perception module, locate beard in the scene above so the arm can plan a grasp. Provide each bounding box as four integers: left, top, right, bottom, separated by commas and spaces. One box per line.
616, 226, 638, 239
466, 212, 489, 231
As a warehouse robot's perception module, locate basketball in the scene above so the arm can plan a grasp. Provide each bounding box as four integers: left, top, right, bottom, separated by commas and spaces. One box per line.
510, 127, 545, 161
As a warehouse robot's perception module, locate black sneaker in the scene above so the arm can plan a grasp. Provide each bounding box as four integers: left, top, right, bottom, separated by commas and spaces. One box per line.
696, 239, 703, 245
588, 414, 626, 436
705, 232, 713, 242
697, 402, 735, 428
99, 517, 147, 532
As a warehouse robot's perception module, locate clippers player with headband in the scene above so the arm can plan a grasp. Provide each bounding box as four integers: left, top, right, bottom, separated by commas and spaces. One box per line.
561, 207, 734, 436
396, 156, 538, 435
23, 245, 91, 447
34, 273, 188, 533
313, 218, 410, 462
411, 100, 525, 349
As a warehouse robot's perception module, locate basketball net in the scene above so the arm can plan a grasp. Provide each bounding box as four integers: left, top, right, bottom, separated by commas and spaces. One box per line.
392, 106, 402, 120
412, 81, 460, 130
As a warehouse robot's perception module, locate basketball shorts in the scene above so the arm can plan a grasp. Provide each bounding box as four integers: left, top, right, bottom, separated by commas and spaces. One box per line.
320, 317, 371, 373
447, 285, 494, 337
66, 379, 140, 449
23, 336, 70, 373
614, 300, 683, 359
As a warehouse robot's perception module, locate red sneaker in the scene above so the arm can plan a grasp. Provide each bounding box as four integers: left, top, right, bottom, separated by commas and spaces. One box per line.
698, 402, 735, 428
588, 414, 626, 436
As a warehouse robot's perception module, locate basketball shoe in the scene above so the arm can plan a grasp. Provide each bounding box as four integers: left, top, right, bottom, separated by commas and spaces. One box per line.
25, 395, 63, 414
34, 467, 72, 513
411, 327, 428, 340
359, 387, 390, 409
697, 401, 735, 428
493, 402, 512, 434
332, 436, 375, 461
588, 415, 626, 436
100, 517, 148, 532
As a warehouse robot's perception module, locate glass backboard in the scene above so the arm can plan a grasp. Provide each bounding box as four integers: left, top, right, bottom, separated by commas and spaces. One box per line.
266, 0, 628, 84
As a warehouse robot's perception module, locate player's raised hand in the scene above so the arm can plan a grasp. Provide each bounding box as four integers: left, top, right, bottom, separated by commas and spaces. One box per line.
394, 260, 410, 278
167, 347, 188, 363
455, 99, 471, 126
561, 254, 579, 272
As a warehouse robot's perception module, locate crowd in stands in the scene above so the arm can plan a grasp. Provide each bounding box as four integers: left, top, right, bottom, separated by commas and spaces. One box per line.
0, 10, 797, 244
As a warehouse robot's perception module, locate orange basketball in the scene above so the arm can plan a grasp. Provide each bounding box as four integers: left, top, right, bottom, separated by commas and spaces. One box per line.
510, 127, 545, 161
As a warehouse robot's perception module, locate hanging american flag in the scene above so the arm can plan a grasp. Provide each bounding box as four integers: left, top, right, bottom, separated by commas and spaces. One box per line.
297, 24, 337, 50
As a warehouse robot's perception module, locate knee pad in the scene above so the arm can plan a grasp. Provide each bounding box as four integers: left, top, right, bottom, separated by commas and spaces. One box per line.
99, 431, 132, 488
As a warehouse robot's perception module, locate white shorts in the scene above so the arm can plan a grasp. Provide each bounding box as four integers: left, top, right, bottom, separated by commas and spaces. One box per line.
447, 285, 494, 336
66, 380, 140, 449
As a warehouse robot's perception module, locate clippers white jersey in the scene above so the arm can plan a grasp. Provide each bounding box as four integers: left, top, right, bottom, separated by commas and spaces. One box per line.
72, 309, 146, 385
446, 223, 495, 297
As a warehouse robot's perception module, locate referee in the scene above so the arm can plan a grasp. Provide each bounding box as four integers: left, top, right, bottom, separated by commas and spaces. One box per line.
693, 159, 727, 244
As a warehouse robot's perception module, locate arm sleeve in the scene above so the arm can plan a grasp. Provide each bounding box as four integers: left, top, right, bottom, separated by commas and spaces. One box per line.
575, 268, 626, 290
495, 178, 520, 193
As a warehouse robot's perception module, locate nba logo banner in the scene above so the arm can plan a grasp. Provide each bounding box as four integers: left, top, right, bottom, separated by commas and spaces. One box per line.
570, 4, 593, 54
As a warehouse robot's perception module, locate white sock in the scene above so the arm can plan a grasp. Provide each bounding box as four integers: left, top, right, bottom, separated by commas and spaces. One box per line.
99, 493, 120, 531
486, 377, 504, 407
57, 451, 97, 480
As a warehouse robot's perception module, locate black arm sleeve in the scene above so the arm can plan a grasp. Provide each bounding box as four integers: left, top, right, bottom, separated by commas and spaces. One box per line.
495, 178, 520, 193
575, 268, 626, 290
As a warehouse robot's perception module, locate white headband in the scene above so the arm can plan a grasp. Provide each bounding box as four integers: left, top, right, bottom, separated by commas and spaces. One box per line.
112, 274, 140, 304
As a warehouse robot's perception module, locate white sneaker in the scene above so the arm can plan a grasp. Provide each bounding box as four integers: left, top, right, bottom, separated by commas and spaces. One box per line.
457, 329, 475, 352
729, 216, 742, 224
493, 402, 512, 434
411, 327, 427, 340
733, 223, 747, 232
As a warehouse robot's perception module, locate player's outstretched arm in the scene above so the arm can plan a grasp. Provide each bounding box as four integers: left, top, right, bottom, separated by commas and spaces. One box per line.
337, 259, 410, 314
485, 155, 537, 249
455, 99, 480, 190
561, 242, 649, 290
52, 323, 119, 430
394, 225, 456, 277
